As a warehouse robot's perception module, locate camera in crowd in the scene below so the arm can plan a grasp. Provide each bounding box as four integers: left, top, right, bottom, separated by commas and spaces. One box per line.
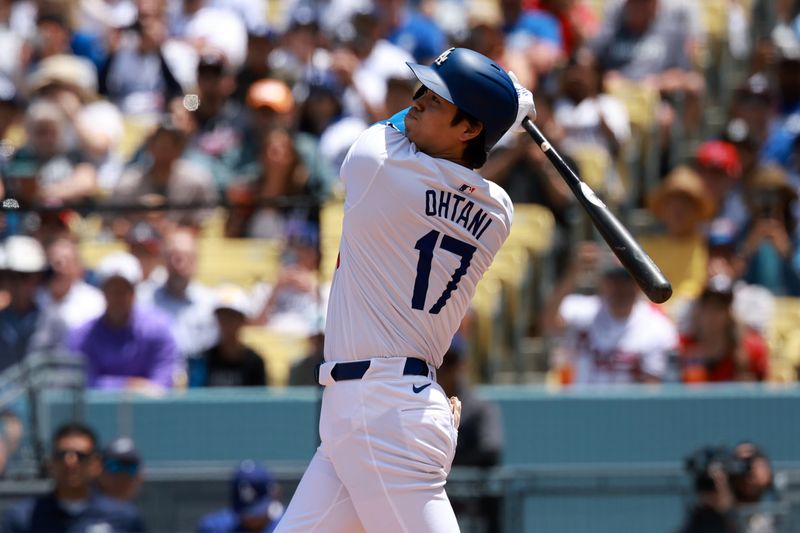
685, 446, 756, 494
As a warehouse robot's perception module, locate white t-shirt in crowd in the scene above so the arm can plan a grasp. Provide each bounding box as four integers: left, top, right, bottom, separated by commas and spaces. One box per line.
558, 294, 678, 384
36, 281, 106, 331
554, 95, 631, 154
324, 122, 513, 367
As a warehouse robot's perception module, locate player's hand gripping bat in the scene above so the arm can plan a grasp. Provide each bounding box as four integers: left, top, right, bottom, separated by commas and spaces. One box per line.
521, 118, 672, 304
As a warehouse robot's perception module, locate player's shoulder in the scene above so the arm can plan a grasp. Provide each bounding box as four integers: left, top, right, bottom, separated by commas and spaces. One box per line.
485, 179, 514, 222
343, 122, 411, 170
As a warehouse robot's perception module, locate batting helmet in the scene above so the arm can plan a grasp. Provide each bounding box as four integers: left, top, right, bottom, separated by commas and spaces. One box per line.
406, 47, 519, 151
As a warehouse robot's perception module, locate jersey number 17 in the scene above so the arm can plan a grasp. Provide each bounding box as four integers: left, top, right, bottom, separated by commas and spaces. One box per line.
412, 230, 476, 314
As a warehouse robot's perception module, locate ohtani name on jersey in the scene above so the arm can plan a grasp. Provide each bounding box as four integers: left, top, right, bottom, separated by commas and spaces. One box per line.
424, 189, 493, 240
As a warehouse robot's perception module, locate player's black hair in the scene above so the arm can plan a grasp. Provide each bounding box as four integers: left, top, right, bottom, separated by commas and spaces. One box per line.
52, 422, 98, 452
451, 108, 488, 169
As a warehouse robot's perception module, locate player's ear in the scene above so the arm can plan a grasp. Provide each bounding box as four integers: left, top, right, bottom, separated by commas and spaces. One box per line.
458, 121, 483, 143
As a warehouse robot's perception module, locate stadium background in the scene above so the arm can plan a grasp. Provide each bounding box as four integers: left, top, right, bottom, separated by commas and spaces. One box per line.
0, 0, 797, 531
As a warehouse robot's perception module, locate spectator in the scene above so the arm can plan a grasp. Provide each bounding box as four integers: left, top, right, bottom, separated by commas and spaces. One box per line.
287, 331, 324, 386
138, 228, 217, 361
100, 7, 183, 115
178, 50, 244, 191
554, 47, 630, 198
25, 54, 120, 182
268, 6, 324, 85
4, 100, 97, 207
694, 140, 747, 236
124, 221, 166, 296
304, 73, 367, 173
377, 0, 447, 64
590, 0, 705, 135
702, 222, 776, 335
198, 460, 283, 533
112, 118, 218, 230
190, 284, 267, 388
237, 78, 335, 203
97, 437, 143, 503
531, 0, 601, 55
500, 0, 563, 83
728, 74, 774, 149
761, 34, 800, 169
679, 274, 768, 383
642, 166, 714, 302
682, 442, 780, 533
542, 242, 678, 384
232, 26, 276, 103
330, 7, 415, 124
28, 10, 106, 70
68, 251, 179, 392
2, 422, 145, 533
252, 226, 323, 335
739, 165, 800, 295
464, 6, 534, 88
226, 125, 314, 240
0, 410, 23, 476
0, 236, 67, 373
36, 236, 105, 330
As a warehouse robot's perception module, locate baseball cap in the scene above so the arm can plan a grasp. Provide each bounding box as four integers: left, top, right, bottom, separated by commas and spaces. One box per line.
125, 221, 162, 254
103, 437, 141, 475
246, 79, 294, 113
96, 252, 143, 287
695, 141, 741, 178
700, 274, 734, 304
214, 284, 252, 317
231, 461, 274, 518
707, 218, 738, 248
4, 236, 47, 273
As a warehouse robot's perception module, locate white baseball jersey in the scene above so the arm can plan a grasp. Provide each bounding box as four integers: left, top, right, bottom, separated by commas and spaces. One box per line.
559, 294, 678, 384
324, 122, 513, 367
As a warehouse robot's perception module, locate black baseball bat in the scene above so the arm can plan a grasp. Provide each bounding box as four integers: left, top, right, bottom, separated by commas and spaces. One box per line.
521, 118, 672, 304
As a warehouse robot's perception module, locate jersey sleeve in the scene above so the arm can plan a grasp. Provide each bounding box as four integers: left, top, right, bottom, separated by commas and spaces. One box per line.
339, 124, 390, 207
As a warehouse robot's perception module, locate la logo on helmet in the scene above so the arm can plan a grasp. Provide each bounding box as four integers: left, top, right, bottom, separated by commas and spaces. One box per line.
434, 48, 455, 66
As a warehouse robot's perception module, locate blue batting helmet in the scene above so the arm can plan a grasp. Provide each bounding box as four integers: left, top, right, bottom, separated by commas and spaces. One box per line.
406, 48, 519, 151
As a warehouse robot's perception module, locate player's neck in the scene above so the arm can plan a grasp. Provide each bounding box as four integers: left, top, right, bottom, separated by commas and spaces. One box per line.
427, 146, 471, 169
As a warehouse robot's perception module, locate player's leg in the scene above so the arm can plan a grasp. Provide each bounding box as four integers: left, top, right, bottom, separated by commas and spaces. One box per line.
326, 380, 460, 533
274, 447, 365, 533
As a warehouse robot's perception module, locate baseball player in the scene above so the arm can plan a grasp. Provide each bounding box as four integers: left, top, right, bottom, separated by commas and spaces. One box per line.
275, 48, 535, 532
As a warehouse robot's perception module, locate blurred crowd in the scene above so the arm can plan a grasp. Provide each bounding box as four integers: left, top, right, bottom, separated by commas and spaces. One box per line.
0, 0, 795, 393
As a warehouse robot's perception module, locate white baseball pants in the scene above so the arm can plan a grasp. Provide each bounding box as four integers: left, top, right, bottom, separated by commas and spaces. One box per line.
275, 357, 460, 533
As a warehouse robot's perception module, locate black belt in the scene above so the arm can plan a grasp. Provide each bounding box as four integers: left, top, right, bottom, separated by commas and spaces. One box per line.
315, 357, 429, 383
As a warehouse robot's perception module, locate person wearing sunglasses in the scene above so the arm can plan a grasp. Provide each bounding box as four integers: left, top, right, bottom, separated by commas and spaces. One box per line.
97, 437, 143, 504
2, 422, 146, 533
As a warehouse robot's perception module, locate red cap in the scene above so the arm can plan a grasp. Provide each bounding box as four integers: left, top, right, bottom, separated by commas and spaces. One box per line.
696, 141, 741, 178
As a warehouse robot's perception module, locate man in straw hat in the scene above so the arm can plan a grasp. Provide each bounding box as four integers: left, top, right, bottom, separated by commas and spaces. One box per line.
642, 165, 716, 302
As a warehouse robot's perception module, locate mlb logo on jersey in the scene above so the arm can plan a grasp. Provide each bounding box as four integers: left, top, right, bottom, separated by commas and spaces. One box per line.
458, 184, 476, 194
